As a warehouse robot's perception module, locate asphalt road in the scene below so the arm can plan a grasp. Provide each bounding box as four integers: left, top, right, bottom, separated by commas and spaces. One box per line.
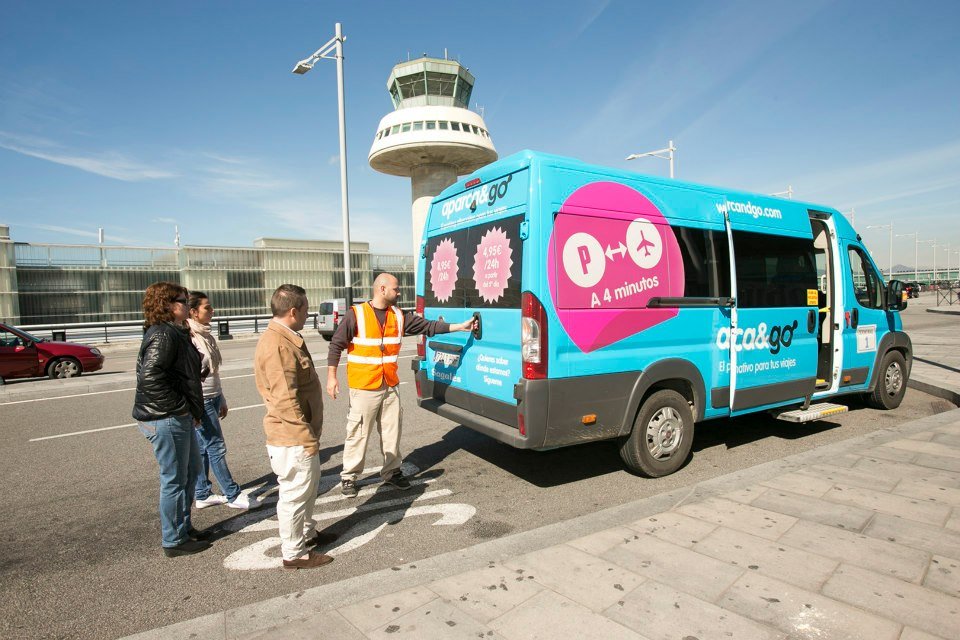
0, 301, 955, 640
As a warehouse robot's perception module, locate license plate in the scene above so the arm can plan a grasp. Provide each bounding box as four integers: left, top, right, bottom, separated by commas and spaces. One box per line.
433, 351, 460, 367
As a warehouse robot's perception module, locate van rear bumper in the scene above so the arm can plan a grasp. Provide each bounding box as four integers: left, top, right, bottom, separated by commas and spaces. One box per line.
415, 368, 549, 449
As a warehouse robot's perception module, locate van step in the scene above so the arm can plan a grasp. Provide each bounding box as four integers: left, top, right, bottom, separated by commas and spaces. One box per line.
774, 403, 848, 423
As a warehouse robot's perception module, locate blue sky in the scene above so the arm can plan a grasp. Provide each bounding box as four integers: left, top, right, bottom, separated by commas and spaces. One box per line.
1, 0, 958, 271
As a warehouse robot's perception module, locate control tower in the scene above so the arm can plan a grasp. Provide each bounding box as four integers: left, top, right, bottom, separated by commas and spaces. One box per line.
368, 56, 497, 265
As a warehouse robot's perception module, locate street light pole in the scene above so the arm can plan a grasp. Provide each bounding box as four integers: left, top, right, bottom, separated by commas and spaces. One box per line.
896, 232, 920, 281
293, 22, 354, 306
626, 140, 676, 178
866, 223, 894, 279
770, 185, 793, 199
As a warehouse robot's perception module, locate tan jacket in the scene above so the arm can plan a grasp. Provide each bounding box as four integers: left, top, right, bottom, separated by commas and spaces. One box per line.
254, 322, 323, 456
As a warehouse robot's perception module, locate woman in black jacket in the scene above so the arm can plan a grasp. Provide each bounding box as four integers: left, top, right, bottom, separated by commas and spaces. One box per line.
133, 282, 209, 557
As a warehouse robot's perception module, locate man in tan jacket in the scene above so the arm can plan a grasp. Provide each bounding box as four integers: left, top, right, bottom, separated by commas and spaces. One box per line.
254, 284, 337, 570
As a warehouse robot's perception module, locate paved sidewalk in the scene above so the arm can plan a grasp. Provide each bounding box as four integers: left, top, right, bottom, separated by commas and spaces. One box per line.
123, 318, 960, 640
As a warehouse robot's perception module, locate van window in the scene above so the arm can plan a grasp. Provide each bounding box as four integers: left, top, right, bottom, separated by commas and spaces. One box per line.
848, 246, 884, 309
425, 214, 524, 309
675, 227, 730, 297
318, 302, 334, 315
733, 231, 817, 308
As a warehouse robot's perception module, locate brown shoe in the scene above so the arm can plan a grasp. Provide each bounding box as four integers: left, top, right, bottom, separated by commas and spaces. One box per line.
306, 530, 339, 547
282, 551, 334, 570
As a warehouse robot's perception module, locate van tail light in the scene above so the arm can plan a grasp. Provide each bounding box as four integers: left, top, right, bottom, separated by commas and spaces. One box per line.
333, 310, 339, 326
521, 291, 547, 379
416, 295, 426, 358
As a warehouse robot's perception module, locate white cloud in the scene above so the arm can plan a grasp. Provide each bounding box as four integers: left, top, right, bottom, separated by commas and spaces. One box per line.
19, 223, 136, 244
0, 131, 176, 181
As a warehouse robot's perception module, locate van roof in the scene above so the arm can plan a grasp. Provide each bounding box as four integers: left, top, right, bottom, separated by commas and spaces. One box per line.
432, 150, 856, 240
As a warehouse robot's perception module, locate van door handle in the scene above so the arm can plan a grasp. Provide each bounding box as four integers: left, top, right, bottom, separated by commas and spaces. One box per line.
472, 312, 482, 340
807, 309, 816, 333
851, 308, 859, 329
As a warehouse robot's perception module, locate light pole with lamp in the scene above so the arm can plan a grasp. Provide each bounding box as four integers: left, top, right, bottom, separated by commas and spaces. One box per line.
919, 239, 937, 281
896, 231, 920, 282
866, 223, 894, 280
293, 23, 355, 306
626, 140, 676, 178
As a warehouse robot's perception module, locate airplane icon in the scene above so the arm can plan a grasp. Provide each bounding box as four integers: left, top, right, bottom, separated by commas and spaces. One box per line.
635, 231, 656, 257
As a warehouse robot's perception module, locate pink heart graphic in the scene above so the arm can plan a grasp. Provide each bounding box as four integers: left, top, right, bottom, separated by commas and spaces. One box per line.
547, 182, 684, 353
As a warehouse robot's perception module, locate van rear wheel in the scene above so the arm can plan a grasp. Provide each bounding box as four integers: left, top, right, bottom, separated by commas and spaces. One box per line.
865, 350, 907, 410
620, 389, 694, 477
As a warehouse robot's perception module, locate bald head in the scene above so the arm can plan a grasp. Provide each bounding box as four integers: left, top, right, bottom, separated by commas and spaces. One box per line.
371, 272, 401, 308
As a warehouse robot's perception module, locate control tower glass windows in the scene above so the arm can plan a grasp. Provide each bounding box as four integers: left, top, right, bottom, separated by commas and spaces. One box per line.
426, 121, 436, 130
396, 73, 427, 100
426, 72, 456, 97
412, 121, 424, 131
450, 122, 461, 131
438, 121, 449, 130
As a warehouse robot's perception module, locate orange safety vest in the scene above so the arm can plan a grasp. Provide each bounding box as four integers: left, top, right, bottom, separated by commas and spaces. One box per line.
346, 303, 405, 390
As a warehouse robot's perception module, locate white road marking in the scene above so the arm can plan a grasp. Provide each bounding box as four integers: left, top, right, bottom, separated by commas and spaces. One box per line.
28, 403, 266, 442
2, 358, 413, 407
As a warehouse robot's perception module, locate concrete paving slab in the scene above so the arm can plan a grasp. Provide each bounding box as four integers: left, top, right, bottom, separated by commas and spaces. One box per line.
600, 533, 743, 602
863, 513, 960, 561
429, 564, 545, 625
854, 456, 960, 488
120, 612, 225, 640
720, 572, 901, 640
566, 526, 640, 557
924, 555, 960, 598
604, 580, 786, 640
779, 520, 930, 582
947, 513, 960, 534
821, 453, 862, 468
624, 512, 718, 549
862, 444, 919, 462
693, 526, 839, 592
337, 586, 439, 633
491, 590, 648, 640
676, 497, 798, 541
796, 462, 901, 492
933, 433, 960, 448
760, 471, 835, 497
883, 440, 960, 459
234, 610, 365, 640
907, 431, 938, 441
503, 544, 645, 613
900, 628, 950, 640
720, 486, 763, 504
366, 598, 495, 639
914, 453, 960, 473
750, 488, 875, 532
822, 483, 951, 526
894, 479, 960, 506
822, 563, 960, 638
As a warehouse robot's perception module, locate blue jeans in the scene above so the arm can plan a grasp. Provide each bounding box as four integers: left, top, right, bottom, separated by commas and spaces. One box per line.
194, 394, 241, 502
138, 415, 201, 548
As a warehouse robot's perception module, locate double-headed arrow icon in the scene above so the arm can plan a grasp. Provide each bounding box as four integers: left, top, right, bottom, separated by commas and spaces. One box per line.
605, 242, 627, 261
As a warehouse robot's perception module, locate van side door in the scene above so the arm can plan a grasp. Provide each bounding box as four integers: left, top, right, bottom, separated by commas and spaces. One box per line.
841, 244, 887, 387
729, 230, 820, 413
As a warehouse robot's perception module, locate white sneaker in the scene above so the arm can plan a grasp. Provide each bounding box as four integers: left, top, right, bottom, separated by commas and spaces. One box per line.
227, 494, 259, 510
195, 494, 227, 509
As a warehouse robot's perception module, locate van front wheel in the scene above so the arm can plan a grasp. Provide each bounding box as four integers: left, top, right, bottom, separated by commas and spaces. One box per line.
865, 350, 907, 410
620, 389, 694, 477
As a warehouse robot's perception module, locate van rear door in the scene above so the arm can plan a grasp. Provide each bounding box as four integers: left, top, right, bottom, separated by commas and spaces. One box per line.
422, 212, 525, 421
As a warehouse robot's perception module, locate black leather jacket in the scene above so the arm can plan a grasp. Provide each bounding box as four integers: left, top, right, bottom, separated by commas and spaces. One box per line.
132, 322, 204, 422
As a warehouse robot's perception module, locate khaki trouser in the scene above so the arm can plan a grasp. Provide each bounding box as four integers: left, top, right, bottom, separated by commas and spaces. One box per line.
267, 444, 319, 561
340, 383, 402, 482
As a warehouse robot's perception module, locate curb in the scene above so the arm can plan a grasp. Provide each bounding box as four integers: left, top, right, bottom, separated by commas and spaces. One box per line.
122, 402, 960, 640
926, 307, 960, 316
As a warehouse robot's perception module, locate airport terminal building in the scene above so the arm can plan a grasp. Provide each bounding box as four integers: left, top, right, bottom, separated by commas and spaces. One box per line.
0, 225, 414, 325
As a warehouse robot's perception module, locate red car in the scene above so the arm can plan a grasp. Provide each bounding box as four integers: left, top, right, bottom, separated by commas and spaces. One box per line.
0, 322, 104, 383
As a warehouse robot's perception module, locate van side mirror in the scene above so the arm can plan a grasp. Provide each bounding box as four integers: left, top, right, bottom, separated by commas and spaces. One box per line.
887, 280, 907, 311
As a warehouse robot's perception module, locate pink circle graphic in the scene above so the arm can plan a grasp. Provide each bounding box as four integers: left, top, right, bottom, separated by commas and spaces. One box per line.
429, 238, 458, 303
473, 227, 514, 304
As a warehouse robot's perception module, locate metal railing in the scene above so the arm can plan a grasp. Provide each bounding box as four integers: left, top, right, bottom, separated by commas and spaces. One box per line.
15, 307, 416, 344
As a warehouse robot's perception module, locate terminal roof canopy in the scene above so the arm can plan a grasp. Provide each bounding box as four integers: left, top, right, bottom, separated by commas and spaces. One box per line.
387, 57, 475, 109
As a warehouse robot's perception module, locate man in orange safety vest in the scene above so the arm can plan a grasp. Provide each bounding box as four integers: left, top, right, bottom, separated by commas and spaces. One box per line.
326, 273, 475, 497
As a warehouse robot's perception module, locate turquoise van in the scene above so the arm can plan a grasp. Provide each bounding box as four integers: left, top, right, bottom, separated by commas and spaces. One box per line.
413, 151, 911, 477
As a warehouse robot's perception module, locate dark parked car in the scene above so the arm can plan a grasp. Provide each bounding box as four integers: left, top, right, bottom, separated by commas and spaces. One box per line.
0, 323, 104, 383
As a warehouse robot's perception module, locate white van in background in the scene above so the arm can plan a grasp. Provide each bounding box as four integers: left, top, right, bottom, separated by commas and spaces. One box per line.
316, 298, 364, 340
